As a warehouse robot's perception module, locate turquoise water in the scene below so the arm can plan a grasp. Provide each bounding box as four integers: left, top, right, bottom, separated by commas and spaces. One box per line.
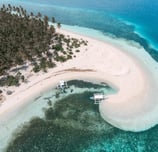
5, 80, 158, 152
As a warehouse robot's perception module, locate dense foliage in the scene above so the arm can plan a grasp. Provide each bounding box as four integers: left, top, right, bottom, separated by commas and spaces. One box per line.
0, 4, 56, 75
0, 4, 87, 86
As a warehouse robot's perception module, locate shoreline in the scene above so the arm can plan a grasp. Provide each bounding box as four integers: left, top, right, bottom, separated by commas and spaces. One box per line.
0, 26, 158, 150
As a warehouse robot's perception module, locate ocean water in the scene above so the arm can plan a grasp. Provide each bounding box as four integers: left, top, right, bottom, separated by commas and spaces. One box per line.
1, 1, 158, 151
5, 80, 118, 152
4, 80, 158, 152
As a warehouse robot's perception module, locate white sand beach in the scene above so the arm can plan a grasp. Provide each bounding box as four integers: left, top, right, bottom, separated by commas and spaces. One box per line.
0, 27, 158, 150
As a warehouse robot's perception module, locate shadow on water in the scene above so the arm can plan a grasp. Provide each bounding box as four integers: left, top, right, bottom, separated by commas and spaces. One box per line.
5, 80, 158, 152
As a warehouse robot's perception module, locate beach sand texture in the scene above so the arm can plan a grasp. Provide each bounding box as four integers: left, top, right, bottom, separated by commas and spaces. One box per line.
0, 28, 158, 151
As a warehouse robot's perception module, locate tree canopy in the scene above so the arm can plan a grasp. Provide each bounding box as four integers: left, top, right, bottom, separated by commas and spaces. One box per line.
0, 4, 56, 75
0, 4, 88, 86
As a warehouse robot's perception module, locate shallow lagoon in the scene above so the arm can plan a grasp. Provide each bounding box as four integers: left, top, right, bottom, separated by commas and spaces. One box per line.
5, 80, 158, 152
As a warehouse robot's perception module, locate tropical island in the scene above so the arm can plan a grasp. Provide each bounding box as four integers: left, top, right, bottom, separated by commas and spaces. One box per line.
0, 4, 158, 151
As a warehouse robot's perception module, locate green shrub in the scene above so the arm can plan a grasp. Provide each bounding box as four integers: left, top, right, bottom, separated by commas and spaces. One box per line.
67, 55, 72, 59
6, 75, 19, 86
75, 50, 80, 52
33, 64, 40, 73
52, 44, 63, 51
56, 56, 67, 62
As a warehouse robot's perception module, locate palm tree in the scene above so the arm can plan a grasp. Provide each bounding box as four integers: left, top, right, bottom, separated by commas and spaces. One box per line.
44, 15, 49, 26
8, 4, 12, 11
57, 22, 61, 29
52, 17, 55, 23
15, 7, 20, 14
30, 12, 34, 17
2, 4, 6, 11
50, 25, 55, 33
37, 12, 41, 18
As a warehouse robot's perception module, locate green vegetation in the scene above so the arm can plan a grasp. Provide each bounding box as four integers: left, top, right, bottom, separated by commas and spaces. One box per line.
0, 4, 88, 86
0, 4, 54, 75
57, 22, 61, 29
52, 35, 88, 62
0, 72, 25, 86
